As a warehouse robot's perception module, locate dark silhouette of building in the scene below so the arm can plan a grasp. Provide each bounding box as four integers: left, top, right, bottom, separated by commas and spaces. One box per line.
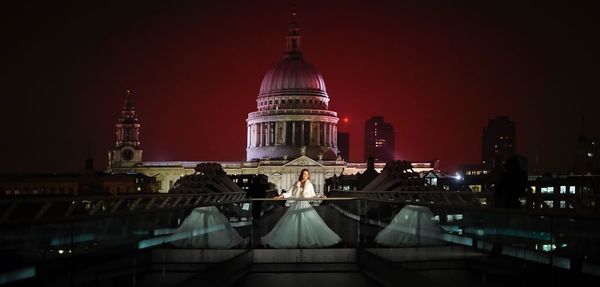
337, 132, 350, 161
482, 116, 516, 170
364, 116, 395, 163
1, 156, 157, 196
574, 128, 599, 172
229, 173, 270, 195
493, 155, 528, 209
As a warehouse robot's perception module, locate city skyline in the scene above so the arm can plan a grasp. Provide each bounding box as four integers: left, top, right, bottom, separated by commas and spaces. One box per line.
3, 0, 600, 173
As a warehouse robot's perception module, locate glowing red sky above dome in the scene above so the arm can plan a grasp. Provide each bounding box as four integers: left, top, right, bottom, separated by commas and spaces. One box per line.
3, 0, 600, 173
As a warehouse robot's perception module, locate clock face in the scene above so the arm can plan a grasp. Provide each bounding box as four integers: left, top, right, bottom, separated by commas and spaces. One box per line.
121, 148, 134, 160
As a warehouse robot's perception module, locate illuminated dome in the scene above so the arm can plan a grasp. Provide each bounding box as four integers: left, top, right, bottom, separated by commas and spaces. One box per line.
246, 12, 340, 162
259, 57, 327, 97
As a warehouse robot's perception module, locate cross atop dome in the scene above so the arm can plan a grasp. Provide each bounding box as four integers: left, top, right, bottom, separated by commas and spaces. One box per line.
285, 10, 302, 58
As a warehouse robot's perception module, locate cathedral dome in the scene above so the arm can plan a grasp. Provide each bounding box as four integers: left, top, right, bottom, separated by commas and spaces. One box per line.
259, 57, 327, 97
246, 12, 339, 162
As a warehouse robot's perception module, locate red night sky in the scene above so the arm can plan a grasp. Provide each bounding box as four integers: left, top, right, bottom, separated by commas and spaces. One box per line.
3, 0, 600, 173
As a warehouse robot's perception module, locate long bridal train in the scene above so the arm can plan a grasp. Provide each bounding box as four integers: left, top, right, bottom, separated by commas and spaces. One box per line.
375, 205, 444, 247
169, 206, 245, 249
261, 200, 341, 248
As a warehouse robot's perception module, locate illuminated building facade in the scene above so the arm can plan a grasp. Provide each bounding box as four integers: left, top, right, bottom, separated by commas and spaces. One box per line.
108, 14, 436, 194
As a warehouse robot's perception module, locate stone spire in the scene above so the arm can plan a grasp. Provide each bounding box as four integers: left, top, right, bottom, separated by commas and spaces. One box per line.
115, 90, 140, 149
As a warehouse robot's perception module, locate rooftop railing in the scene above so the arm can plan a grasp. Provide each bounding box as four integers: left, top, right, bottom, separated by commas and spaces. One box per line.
1, 192, 599, 286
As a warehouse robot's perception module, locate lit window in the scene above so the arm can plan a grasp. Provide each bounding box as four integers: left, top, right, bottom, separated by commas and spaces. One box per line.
560, 201, 566, 208
560, 186, 566, 194
569, 186, 576, 194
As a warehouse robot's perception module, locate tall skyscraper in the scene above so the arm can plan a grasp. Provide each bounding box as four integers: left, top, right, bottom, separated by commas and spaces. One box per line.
482, 116, 516, 169
337, 132, 349, 161
364, 116, 395, 163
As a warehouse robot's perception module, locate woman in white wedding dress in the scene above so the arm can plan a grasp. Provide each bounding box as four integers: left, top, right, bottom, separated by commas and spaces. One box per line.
261, 169, 342, 248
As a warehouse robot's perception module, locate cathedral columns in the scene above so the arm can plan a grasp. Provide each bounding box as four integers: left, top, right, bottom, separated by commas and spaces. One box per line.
291, 122, 296, 145
333, 124, 337, 146
329, 123, 333, 146
323, 123, 331, 146
265, 123, 269, 146
261, 123, 265, 147
322, 122, 326, 146
256, 123, 262, 146
316, 122, 321, 146
300, 121, 305, 146
255, 123, 259, 147
266, 123, 271, 146
274, 122, 278, 145
270, 122, 275, 145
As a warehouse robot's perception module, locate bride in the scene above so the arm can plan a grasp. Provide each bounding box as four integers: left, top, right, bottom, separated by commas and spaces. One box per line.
261, 169, 341, 248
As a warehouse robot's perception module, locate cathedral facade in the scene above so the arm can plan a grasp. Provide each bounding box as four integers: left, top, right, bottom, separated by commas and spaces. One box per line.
108, 14, 436, 193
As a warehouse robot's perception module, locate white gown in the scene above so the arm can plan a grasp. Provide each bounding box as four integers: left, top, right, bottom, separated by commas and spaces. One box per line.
169, 206, 245, 248
261, 180, 342, 248
375, 205, 443, 247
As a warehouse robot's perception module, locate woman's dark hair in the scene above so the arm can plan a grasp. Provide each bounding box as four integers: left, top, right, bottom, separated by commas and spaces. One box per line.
298, 169, 310, 181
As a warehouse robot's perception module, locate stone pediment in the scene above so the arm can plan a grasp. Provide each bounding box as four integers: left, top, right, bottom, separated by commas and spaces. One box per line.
283, 155, 323, 167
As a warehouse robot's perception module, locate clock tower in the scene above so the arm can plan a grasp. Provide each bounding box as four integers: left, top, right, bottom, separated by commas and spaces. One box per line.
108, 90, 143, 170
